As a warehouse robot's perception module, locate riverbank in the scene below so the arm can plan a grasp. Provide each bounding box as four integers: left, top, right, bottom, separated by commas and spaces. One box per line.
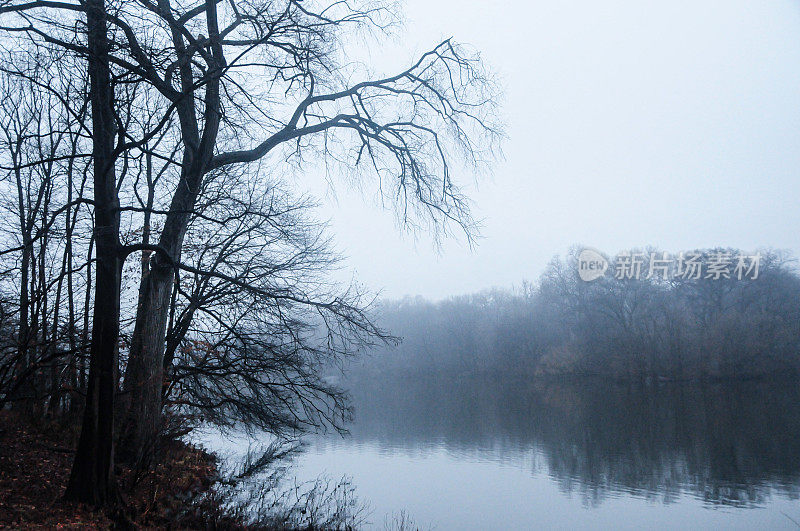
0, 411, 241, 528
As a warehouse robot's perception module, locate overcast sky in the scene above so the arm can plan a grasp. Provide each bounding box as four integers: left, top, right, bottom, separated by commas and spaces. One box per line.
308, 0, 800, 300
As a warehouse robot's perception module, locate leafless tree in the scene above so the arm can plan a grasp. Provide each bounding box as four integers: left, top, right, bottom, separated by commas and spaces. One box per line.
0, 0, 501, 509
105, 0, 501, 462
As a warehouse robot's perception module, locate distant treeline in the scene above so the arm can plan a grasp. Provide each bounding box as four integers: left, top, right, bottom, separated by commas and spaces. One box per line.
359, 248, 800, 380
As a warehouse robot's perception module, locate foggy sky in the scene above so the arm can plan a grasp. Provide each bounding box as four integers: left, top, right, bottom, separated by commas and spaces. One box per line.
309, 0, 800, 300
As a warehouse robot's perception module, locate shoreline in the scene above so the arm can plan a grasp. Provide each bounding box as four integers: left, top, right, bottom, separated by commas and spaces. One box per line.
0, 410, 239, 529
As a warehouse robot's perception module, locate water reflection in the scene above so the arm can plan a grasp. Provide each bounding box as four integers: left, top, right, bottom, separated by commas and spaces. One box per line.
326, 376, 800, 508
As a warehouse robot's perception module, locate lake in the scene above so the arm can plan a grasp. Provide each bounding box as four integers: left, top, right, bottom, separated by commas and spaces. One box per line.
286, 376, 800, 529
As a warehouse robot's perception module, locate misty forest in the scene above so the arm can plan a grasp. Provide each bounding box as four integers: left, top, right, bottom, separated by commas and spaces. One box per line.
365, 249, 800, 381
0, 0, 798, 529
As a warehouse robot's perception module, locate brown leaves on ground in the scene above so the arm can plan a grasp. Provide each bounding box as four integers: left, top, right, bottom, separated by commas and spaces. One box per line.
0, 411, 236, 529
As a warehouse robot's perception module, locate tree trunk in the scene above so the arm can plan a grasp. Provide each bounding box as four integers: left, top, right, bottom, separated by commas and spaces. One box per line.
119, 260, 173, 463
12, 133, 33, 409
120, 0, 223, 461
63, 0, 120, 506
118, 146, 168, 464
120, 157, 202, 463
79, 235, 94, 394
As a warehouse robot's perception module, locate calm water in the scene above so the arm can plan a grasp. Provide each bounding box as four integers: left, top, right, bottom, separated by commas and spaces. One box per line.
289, 376, 800, 530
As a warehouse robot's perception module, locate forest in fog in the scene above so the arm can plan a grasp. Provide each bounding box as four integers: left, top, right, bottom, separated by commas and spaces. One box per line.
356, 248, 800, 380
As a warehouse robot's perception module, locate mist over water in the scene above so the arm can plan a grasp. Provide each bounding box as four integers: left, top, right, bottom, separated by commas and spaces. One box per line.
2, 0, 799, 525
289, 375, 800, 529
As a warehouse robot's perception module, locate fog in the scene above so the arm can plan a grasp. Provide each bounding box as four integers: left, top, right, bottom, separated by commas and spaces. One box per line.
2, 0, 800, 526
310, 0, 800, 299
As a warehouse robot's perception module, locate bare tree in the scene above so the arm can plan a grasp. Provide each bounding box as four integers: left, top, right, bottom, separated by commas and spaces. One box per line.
0, 0, 501, 506
0, 53, 93, 413
68, 0, 501, 460
160, 168, 389, 438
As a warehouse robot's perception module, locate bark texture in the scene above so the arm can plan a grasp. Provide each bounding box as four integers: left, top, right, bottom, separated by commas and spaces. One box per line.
63, 0, 121, 506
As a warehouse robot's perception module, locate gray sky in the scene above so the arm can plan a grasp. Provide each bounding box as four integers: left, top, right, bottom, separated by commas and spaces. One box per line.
310, 0, 800, 300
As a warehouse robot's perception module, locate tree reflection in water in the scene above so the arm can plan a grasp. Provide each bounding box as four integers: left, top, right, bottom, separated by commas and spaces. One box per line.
338, 375, 800, 508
